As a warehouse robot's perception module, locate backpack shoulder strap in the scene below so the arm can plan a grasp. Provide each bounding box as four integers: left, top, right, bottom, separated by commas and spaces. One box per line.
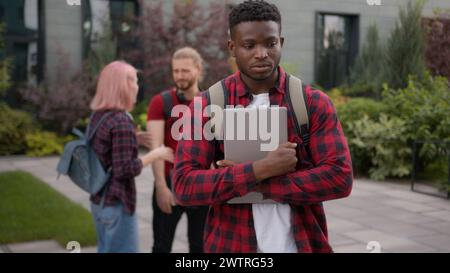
207, 80, 227, 140
286, 74, 312, 157
160, 90, 174, 119
287, 75, 309, 131
87, 112, 113, 141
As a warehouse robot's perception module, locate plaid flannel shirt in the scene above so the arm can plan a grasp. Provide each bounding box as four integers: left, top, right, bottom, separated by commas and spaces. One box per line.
90, 111, 143, 215
173, 67, 353, 253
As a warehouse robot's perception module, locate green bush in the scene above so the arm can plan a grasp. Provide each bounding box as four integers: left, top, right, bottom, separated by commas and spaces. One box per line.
336, 98, 386, 176
131, 99, 150, 130
0, 103, 34, 155
385, 0, 427, 89
327, 88, 349, 107
348, 114, 412, 180
25, 131, 74, 157
341, 74, 449, 181
336, 97, 386, 133
0, 24, 11, 97
383, 74, 450, 161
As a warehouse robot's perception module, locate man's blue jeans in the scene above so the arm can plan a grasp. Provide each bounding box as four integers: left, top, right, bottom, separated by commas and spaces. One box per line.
91, 202, 139, 253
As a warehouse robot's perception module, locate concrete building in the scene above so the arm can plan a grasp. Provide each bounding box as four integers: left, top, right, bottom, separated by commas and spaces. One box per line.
1, 0, 450, 91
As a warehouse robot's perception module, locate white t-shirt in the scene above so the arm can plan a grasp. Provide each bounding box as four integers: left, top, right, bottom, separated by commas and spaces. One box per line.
248, 93, 297, 253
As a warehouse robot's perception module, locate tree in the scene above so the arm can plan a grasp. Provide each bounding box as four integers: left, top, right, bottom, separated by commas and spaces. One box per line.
349, 24, 385, 99
121, 0, 231, 97
19, 20, 120, 134
423, 11, 450, 82
385, 0, 427, 89
20, 48, 95, 134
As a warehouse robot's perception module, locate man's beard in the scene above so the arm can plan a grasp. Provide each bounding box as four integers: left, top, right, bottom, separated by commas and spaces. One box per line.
175, 79, 195, 91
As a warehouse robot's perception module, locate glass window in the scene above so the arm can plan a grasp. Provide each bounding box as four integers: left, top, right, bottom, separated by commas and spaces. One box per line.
1, 0, 40, 85
315, 13, 359, 89
0, 6, 4, 22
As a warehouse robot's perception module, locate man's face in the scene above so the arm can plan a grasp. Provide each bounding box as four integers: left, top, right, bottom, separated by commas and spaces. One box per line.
228, 21, 284, 82
172, 58, 201, 91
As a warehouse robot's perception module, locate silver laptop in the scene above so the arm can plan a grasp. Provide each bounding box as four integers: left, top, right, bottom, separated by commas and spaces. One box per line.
223, 106, 288, 204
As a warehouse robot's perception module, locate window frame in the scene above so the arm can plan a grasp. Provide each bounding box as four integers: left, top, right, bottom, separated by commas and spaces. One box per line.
314, 11, 359, 89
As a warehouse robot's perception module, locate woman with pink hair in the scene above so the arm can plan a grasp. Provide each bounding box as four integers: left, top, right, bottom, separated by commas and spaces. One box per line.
89, 61, 173, 253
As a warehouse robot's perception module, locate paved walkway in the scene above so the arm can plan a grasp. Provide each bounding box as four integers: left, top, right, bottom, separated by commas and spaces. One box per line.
1, 156, 449, 253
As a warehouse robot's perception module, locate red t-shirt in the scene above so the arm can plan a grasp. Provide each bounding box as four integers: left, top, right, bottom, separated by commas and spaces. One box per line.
147, 88, 193, 178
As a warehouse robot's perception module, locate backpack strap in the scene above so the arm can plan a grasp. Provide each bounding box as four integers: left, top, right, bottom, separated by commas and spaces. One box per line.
207, 80, 228, 140
285, 75, 312, 160
87, 112, 113, 141
161, 90, 174, 119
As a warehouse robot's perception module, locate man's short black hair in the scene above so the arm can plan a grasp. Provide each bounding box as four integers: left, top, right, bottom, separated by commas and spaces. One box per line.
229, 0, 282, 37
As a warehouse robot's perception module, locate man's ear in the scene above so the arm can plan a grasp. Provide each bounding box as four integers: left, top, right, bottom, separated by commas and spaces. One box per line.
280, 37, 285, 48
228, 40, 236, 58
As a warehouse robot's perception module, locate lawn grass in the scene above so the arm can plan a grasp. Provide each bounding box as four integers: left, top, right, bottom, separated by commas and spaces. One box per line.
0, 171, 96, 247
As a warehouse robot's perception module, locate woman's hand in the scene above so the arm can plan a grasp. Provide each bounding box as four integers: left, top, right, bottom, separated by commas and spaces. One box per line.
153, 145, 175, 163
136, 130, 152, 149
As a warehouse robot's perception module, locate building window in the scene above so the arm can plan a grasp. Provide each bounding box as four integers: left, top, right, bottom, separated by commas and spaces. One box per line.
0, 6, 4, 22
1, 0, 41, 87
315, 13, 359, 90
111, 0, 139, 53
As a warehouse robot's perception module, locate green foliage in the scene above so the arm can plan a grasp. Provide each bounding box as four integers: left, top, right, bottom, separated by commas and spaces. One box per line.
327, 88, 349, 107
348, 1, 429, 97
25, 131, 74, 157
349, 24, 386, 99
136, 113, 148, 131
131, 99, 150, 130
0, 103, 35, 155
419, 158, 449, 192
383, 73, 450, 162
0, 171, 96, 246
348, 114, 412, 180
335, 0, 448, 184
337, 98, 386, 176
0, 59, 10, 96
385, 0, 427, 89
336, 97, 386, 133
0, 24, 11, 96
20, 54, 95, 134
340, 74, 449, 182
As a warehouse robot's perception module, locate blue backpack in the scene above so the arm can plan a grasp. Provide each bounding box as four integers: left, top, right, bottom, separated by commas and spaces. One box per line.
57, 112, 112, 195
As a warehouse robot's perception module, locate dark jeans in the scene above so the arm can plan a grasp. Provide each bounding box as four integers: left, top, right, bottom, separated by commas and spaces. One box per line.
151, 184, 209, 253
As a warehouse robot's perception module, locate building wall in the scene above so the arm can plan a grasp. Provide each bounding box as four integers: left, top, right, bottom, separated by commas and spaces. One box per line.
44, 0, 83, 84
261, 0, 450, 84
41, 0, 450, 85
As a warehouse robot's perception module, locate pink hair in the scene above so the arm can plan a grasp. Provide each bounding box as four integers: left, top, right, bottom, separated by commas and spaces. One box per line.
90, 61, 137, 111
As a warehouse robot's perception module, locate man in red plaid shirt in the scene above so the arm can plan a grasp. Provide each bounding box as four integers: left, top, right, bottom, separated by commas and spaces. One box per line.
173, 0, 353, 253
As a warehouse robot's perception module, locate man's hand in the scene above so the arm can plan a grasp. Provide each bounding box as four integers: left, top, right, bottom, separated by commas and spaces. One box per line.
155, 186, 176, 214
136, 131, 152, 149
216, 160, 236, 168
253, 142, 298, 182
